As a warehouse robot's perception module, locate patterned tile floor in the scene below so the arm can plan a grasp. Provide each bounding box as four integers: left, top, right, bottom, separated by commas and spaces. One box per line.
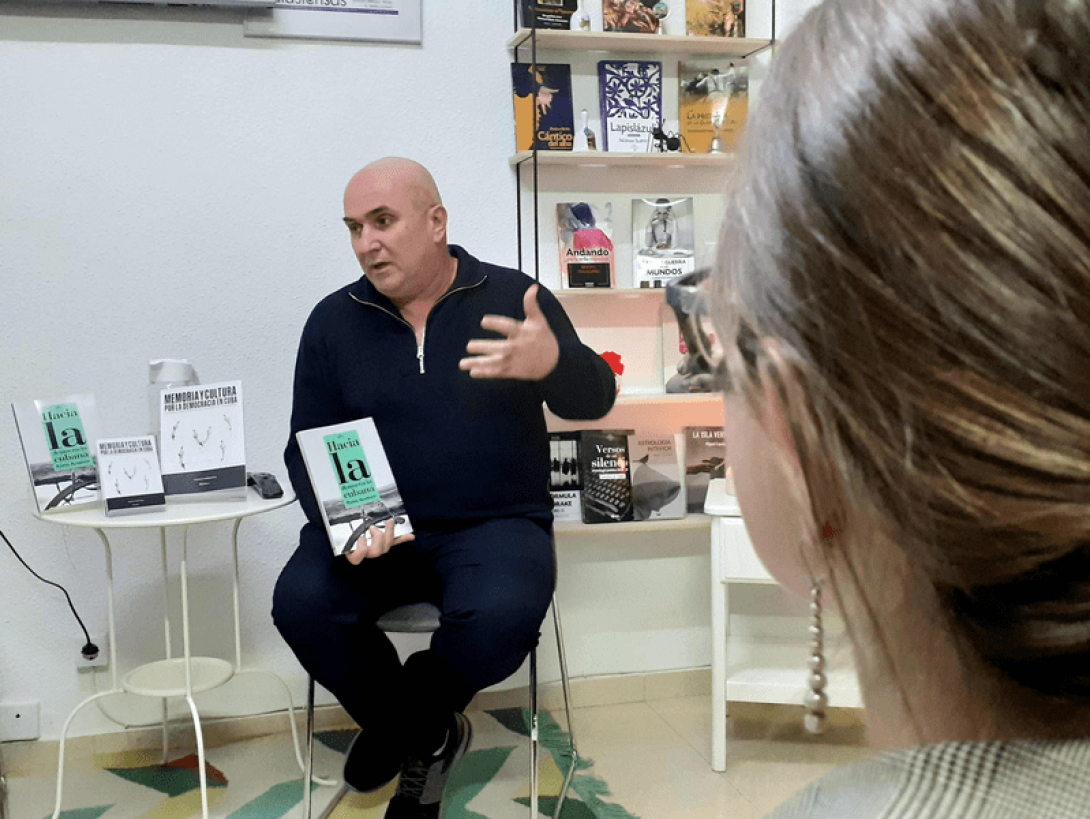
4, 696, 871, 819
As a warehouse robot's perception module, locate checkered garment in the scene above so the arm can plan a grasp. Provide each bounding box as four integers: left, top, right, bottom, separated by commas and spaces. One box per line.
765, 739, 1090, 818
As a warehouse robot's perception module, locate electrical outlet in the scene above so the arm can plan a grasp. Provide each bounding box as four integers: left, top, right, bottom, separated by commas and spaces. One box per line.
0, 701, 41, 741
77, 632, 108, 670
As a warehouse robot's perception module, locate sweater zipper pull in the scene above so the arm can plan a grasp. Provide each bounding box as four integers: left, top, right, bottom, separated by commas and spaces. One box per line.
416, 329, 425, 374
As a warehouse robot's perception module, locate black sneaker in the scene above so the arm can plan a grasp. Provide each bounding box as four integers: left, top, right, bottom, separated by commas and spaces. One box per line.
384, 712, 473, 819
343, 730, 402, 794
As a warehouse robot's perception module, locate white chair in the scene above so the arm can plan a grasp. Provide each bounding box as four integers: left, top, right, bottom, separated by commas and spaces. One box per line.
303, 596, 579, 819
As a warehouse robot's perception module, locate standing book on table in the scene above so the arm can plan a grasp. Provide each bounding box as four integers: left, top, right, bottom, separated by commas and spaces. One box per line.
295, 417, 413, 557
97, 436, 166, 516
12, 392, 104, 514
158, 380, 246, 500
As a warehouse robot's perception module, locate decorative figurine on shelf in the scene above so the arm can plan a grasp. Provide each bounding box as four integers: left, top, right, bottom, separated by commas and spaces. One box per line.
653, 1, 670, 33
574, 109, 598, 151
708, 109, 726, 154
569, 0, 591, 30
664, 267, 720, 393
650, 121, 689, 153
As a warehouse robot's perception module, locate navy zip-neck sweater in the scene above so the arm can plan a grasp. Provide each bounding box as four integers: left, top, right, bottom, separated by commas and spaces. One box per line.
285, 245, 616, 532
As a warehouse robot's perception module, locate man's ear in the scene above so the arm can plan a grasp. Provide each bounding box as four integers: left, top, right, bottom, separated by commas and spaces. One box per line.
430, 204, 448, 241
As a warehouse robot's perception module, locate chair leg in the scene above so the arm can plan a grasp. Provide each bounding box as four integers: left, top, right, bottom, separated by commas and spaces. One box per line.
552, 595, 578, 819
304, 675, 315, 819
529, 645, 539, 819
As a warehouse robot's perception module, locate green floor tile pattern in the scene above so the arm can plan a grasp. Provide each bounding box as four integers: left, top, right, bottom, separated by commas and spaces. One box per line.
42, 709, 637, 819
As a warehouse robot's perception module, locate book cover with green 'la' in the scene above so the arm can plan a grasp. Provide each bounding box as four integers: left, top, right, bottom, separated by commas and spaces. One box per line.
295, 417, 413, 557
12, 393, 104, 515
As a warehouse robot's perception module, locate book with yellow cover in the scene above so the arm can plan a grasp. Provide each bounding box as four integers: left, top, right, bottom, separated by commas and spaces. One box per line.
678, 60, 749, 154
511, 62, 574, 151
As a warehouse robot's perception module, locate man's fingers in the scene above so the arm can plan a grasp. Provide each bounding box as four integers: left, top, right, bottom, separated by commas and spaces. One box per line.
459, 354, 506, 375
464, 339, 509, 356
479, 315, 522, 336
523, 285, 544, 320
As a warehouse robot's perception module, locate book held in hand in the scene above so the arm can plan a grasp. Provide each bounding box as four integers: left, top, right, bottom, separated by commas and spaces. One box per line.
295, 417, 413, 557
579, 429, 635, 523
556, 201, 615, 288
632, 196, 696, 288
12, 393, 104, 514
512, 62, 575, 151
159, 380, 247, 500
684, 425, 727, 512
598, 60, 662, 152
97, 436, 166, 516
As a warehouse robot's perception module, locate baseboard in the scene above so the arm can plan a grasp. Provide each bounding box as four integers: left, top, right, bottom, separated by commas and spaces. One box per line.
2, 668, 712, 777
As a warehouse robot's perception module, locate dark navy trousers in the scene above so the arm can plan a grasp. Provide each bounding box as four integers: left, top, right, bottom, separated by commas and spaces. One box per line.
272, 515, 556, 762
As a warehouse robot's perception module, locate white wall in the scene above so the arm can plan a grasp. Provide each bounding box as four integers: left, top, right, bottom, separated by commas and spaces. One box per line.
0, 0, 820, 741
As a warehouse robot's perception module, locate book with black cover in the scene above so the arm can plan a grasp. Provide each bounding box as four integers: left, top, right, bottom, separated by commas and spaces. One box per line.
12, 392, 104, 514
158, 380, 247, 500
579, 429, 635, 523
96, 436, 166, 516
512, 62, 575, 151
684, 425, 727, 512
521, 0, 578, 29
556, 201, 615, 288
630, 431, 685, 520
549, 431, 584, 523
295, 417, 413, 557
598, 60, 662, 152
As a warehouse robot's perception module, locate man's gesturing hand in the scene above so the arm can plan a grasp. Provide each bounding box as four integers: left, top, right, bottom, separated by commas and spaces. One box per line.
459, 284, 560, 380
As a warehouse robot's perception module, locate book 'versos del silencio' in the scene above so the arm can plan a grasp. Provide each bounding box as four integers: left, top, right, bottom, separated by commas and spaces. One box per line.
579, 429, 635, 524
159, 380, 247, 500
295, 417, 413, 557
97, 436, 167, 516
11, 393, 104, 515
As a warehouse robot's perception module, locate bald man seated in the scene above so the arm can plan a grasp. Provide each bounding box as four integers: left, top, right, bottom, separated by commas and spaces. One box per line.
274, 157, 616, 818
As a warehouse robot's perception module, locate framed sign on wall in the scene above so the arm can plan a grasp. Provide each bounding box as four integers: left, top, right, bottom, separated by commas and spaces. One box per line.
244, 0, 422, 44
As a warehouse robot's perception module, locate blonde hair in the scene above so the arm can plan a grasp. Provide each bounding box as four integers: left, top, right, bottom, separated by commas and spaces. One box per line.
713, 0, 1090, 705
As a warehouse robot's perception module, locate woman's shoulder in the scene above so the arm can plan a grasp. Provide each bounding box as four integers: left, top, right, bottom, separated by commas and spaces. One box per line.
763, 738, 1090, 819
